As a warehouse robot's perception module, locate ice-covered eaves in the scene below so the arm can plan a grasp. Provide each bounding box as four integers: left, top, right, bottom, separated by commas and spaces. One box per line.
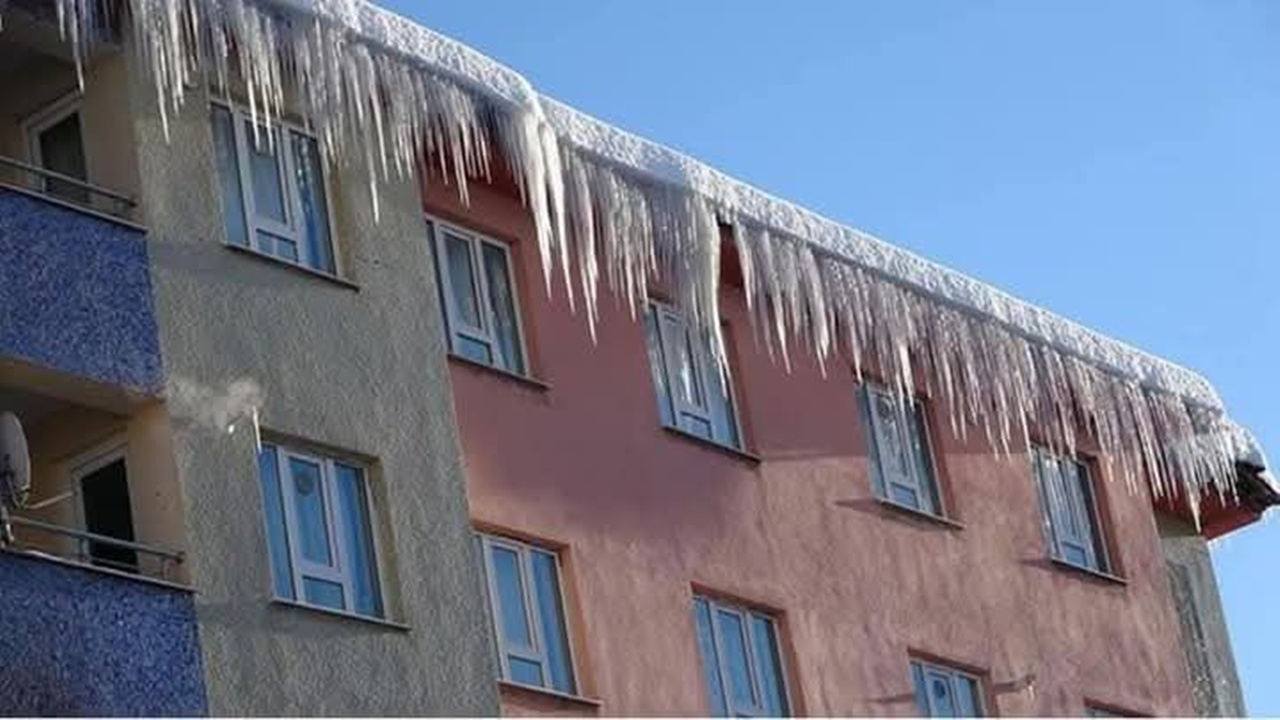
22, 0, 1274, 520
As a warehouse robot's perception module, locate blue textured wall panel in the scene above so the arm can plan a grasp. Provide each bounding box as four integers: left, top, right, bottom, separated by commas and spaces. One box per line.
0, 188, 163, 394
0, 551, 207, 716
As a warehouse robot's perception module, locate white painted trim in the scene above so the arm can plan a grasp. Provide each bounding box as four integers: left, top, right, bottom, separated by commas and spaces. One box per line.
648, 301, 743, 450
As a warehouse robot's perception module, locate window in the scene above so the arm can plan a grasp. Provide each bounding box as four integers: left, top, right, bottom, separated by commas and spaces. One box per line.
428, 220, 527, 376
257, 443, 382, 618
910, 659, 986, 717
1031, 448, 1109, 573
858, 384, 943, 516
26, 99, 89, 204
211, 104, 336, 273
645, 303, 741, 449
693, 595, 789, 717
70, 444, 136, 572
477, 533, 575, 694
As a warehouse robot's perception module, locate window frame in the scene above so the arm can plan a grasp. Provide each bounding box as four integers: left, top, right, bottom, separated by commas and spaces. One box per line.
211, 100, 340, 274
22, 93, 91, 201
261, 442, 383, 618
694, 594, 791, 717
477, 532, 578, 694
647, 301, 744, 450
1031, 447, 1111, 574
427, 216, 531, 377
859, 382, 946, 517
909, 658, 988, 717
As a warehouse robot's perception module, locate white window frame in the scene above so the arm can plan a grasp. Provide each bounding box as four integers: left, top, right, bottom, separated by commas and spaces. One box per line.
212, 101, 339, 273
477, 532, 576, 692
1032, 447, 1109, 573
862, 384, 944, 516
911, 658, 986, 717
649, 302, 743, 449
22, 94, 90, 193
266, 444, 379, 615
697, 595, 790, 718
428, 216, 529, 375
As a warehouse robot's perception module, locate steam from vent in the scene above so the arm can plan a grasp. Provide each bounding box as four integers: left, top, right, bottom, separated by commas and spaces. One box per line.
169, 376, 264, 437
22, 0, 1269, 520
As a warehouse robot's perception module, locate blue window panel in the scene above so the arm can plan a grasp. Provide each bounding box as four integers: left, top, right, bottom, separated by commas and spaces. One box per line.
291, 131, 334, 273
303, 577, 345, 610
336, 463, 382, 618
694, 598, 729, 717
531, 551, 574, 694
288, 458, 332, 566
645, 309, 676, 427
508, 657, 544, 687
257, 445, 294, 599
717, 610, 757, 711
911, 662, 930, 716
482, 242, 524, 375
492, 547, 533, 648
751, 614, 788, 716
456, 335, 494, 365
211, 107, 248, 247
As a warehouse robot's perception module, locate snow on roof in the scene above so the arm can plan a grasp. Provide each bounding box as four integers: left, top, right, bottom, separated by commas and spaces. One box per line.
32, 0, 1274, 507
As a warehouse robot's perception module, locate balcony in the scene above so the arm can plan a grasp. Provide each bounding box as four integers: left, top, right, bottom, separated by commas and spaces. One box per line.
0, 548, 206, 716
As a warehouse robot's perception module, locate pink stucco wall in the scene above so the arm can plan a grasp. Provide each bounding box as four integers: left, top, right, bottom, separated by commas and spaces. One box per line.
423, 173, 1197, 717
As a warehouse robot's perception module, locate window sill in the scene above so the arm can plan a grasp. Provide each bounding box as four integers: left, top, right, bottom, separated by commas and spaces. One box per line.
498, 680, 602, 710
1050, 558, 1127, 586
226, 243, 360, 291
269, 598, 411, 630
874, 497, 965, 530
662, 426, 761, 465
448, 353, 551, 392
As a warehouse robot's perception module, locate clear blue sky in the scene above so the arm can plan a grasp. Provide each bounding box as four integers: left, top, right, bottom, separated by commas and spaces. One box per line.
384, 0, 1280, 711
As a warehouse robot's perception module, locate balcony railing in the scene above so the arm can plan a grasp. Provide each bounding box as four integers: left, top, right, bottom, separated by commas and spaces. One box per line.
0, 154, 137, 222
8, 515, 185, 583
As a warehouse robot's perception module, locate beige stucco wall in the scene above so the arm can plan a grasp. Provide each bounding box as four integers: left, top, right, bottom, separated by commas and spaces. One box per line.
123, 46, 499, 715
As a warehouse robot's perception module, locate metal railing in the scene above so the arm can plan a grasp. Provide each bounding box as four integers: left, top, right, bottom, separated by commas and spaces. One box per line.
8, 515, 184, 582
0, 154, 137, 221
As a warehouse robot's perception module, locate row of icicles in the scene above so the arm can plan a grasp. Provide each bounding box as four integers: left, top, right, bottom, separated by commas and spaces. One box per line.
31, 0, 1246, 520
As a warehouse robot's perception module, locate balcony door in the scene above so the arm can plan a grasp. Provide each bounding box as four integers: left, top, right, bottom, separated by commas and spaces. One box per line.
73, 447, 138, 572
25, 99, 89, 204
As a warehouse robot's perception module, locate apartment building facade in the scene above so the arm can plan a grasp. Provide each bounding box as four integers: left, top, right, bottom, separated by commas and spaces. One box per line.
0, 0, 1273, 717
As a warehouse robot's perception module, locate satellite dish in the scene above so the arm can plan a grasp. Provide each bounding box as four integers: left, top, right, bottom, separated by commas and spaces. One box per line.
0, 411, 31, 509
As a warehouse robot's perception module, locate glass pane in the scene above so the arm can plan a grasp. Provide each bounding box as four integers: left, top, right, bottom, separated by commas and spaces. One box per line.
211, 107, 248, 246
303, 577, 345, 610
707, 366, 740, 449
288, 458, 332, 566
508, 656, 544, 687
890, 483, 921, 509
1061, 543, 1090, 568
491, 546, 533, 648
750, 614, 788, 716
927, 670, 957, 717
645, 308, 676, 427
336, 464, 382, 618
531, 551, 574, 693
37, 112, 89, 203
445, 233, 482, 328
716, 610, 756, 712
482, 243, 524, 375
910, 402, 941, 514
681, 414, 714, 441
668, 318, 706, 409
456, 336, 494, 365
869, 390, 916, 491
859, 387, 888, 498
258, 232, 299, 262
694, 598, 729, 717
246, 122, 287, 223
955, 675, 983, 717
911, 662, 930, 716
292, 131, 335, 273
256, 446, 294, 599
